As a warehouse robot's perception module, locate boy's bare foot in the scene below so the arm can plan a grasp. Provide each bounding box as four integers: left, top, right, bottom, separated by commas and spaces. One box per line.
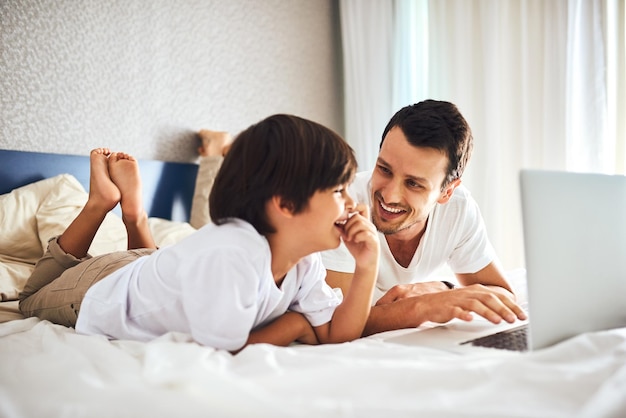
57, 148, 120, 258
198, 129, 233, 157
87, 148, 120, 213
108, 152, 144, 223
108, 152, 156, 250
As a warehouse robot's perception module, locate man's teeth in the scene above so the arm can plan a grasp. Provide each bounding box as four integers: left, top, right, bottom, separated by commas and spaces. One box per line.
380, 202, 403, 213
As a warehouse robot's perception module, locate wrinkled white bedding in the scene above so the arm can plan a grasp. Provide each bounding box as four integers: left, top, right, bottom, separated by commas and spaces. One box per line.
1, 314, 625, 418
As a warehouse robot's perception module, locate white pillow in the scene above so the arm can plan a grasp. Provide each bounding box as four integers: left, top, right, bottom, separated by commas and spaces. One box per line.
0, 174, 78, 300
0, 255, 35, 302
0, 174, 126, 301
0, 176, 64, 263
35, 175, 197, 253
148, 217, 196, 247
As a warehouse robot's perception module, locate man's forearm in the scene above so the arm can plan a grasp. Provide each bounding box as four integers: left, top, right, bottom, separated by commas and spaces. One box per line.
363, 286, 527, 337
362, 299, 423, 337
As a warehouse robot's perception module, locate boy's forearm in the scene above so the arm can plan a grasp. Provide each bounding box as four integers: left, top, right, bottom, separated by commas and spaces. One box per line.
318, 264, 377, 343
245, 312, 313, 347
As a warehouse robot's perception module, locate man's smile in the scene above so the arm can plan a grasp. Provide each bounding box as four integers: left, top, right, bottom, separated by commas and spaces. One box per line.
379, 200, 405, 214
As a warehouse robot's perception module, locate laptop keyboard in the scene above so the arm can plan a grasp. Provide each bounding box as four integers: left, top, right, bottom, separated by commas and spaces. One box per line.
461, 325, 529, 352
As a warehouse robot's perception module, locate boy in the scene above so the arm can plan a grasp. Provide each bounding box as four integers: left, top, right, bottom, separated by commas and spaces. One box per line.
19, 114, 380, 352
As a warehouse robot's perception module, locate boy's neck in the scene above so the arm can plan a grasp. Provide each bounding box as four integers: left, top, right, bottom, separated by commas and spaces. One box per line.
266, 233, 302, 285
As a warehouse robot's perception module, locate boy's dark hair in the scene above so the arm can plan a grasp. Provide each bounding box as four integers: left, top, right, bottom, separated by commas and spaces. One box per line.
210, 114, 357, 235
380, 100, 473, 189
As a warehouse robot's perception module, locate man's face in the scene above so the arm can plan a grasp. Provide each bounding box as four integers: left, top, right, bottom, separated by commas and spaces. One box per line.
370, 126, 456, 237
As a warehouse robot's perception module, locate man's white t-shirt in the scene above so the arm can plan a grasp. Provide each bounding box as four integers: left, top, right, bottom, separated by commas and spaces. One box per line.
321, 171, 496, 302
76, 219, 342, 351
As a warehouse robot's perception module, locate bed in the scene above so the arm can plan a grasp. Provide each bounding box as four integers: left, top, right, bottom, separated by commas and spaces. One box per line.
1, 149, 625, 418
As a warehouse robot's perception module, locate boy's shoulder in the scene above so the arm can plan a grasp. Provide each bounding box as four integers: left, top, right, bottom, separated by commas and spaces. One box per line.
195, 219, 268, 252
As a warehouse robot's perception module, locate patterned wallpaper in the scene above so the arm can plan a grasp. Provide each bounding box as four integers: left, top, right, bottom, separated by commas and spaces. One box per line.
0, 0, 343, 162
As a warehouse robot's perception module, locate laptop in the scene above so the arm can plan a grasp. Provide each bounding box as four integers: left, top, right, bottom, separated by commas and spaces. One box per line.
383, 169, 626, 354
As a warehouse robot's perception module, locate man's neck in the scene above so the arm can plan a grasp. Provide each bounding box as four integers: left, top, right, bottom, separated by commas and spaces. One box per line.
384, 222, 427, 268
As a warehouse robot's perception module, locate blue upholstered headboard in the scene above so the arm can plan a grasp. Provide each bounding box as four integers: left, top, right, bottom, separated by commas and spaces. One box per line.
0, 149, 199, 222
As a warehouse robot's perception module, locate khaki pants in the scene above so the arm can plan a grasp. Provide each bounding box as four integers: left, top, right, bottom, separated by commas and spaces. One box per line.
18, 236, 155, 327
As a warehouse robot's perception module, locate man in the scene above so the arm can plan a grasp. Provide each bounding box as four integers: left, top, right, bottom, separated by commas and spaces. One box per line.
321, 100, 526, 336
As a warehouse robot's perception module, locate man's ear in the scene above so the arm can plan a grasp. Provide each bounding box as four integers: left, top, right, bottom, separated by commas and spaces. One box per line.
270, 195, 296, 217
437, 179, 461, 204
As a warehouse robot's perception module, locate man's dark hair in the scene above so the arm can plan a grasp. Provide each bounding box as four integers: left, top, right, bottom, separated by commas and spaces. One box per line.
380, 100, 473, 189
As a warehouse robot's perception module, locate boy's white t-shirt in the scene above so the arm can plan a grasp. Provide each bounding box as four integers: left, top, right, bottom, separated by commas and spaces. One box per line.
76, 219, 342, 351
321, 171, 496, 302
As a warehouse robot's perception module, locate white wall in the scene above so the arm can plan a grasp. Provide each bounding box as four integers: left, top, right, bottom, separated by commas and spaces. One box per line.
0, 0, 343, 162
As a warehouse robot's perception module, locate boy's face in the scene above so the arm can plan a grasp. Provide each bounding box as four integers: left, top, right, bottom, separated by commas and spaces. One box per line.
294, 185, 355, 252
370, 126, 458, 238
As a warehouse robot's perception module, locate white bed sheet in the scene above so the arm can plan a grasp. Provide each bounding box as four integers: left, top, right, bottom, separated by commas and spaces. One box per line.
1, 313, 625, 418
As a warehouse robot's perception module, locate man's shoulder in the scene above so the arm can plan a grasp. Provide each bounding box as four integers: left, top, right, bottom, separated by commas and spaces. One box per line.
433, 184, 479, 222
451, 183, 472, 198
447, 184, 476, 206
430, 184, 484, 233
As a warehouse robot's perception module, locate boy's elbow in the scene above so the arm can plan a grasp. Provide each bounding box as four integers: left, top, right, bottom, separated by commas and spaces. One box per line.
315, 324, 363, 344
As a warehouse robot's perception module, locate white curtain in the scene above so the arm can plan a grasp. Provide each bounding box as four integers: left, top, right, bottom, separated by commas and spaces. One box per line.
339, 0, 626, 270
339, 0, 394, 171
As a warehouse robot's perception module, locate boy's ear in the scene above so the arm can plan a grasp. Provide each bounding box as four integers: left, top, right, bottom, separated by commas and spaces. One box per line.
270, 196, 296, 217
437, 179, 461, 204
